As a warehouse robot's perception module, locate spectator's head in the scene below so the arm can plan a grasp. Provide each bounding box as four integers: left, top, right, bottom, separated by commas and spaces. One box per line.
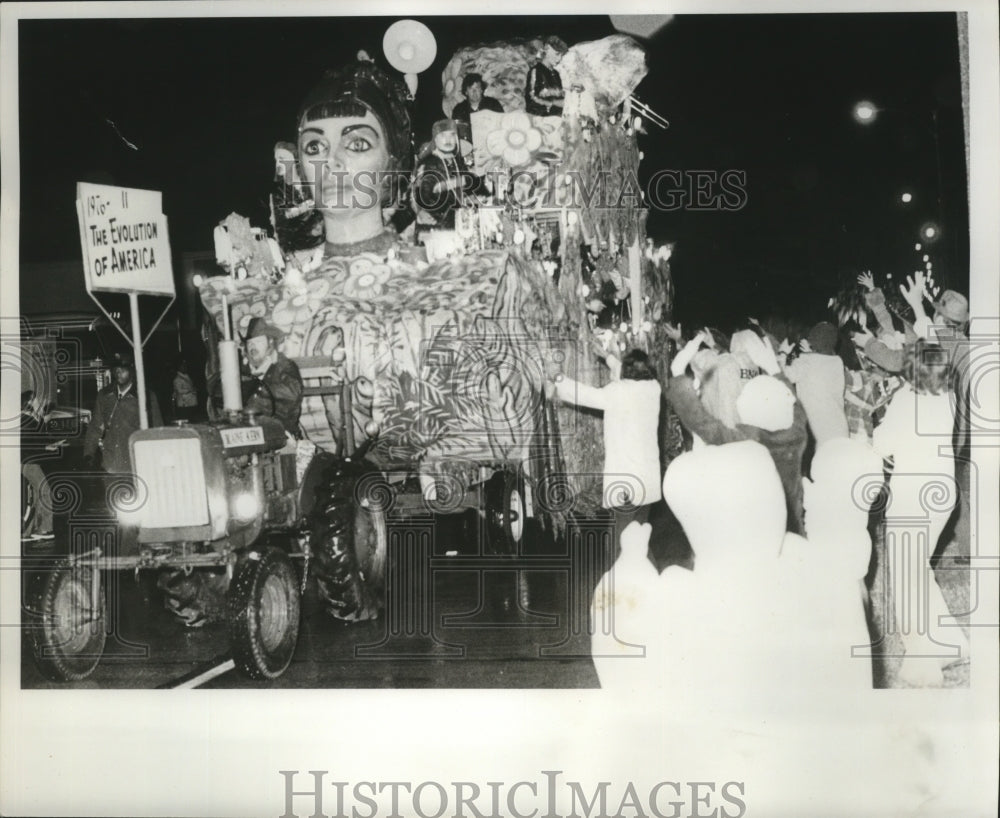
931, 290, 969, 331
664, 440, 785, 572
109, 352, 134, 388
706, 327, 729, 351
620, 349, 657, 381
807, 321, 838, 355
728, 329, 759, 359
736, 375, 796, 431
689, 348, 719, 382
903, 339, 951, 395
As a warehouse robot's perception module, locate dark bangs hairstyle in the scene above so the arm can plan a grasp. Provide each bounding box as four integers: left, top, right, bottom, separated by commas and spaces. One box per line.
297, 61, 413, 206
621, 349, 658, 381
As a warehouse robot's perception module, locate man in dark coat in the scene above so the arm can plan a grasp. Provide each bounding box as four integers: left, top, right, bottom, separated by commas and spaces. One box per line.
243, 317, 303, 437
451, 73, 504, 125
82, 352, 162, 473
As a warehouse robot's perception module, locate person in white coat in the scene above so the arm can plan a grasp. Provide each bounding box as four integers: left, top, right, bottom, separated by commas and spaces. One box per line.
872, 339, 969, 686
660, 439, 879, 709
552, 347, 662, 552
797, 437, 886, 689
782, 321, 849, 445
590, 521, 663, 691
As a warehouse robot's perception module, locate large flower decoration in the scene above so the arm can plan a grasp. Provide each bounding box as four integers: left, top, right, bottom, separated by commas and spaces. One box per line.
343, 256, 392, 299
486, 112, 543, 168
271, 277, 329, 333
441, 56, 465, 114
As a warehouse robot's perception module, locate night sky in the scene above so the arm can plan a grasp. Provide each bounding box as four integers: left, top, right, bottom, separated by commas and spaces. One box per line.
17, 12, 967, 330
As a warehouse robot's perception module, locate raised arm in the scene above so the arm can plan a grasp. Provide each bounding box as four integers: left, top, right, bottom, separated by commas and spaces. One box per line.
555, 376, 610, 411
665, 375, 744, 445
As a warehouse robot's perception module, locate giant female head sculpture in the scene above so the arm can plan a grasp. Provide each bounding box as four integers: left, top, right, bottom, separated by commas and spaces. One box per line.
296, 60, 412, 246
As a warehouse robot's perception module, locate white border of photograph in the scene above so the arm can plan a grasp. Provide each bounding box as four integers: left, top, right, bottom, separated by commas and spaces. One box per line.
1, 1, 997, 816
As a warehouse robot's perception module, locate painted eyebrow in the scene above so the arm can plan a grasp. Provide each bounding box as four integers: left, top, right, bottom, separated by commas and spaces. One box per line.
341, 124, 379, 139
299, 124, 380, 138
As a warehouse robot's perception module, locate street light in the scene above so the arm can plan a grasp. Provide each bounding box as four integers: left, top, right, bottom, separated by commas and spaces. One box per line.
920, 221, 941, 243
852, 100, 878, 124
852, 99, 948, 268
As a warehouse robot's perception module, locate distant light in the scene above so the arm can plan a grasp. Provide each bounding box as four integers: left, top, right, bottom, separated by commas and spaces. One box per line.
900, 192, 913, 203
923, 254, 930, 261
920, 221, 941, 244
915, 243, 922, 251
853, 101, 878, 124
192, 274, 204, 287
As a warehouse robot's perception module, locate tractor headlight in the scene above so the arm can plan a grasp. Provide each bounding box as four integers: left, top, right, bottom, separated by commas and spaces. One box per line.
230, 491, 260, 521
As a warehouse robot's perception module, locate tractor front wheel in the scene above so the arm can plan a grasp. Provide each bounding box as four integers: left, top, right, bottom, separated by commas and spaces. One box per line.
228, 547, 301, 680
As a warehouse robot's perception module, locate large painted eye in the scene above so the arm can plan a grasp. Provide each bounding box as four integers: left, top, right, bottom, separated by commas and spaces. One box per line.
345, 136, 373, 153
301, 137, 330, 157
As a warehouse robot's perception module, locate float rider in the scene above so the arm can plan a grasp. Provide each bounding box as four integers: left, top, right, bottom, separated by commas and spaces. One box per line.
243, 317, 304, 438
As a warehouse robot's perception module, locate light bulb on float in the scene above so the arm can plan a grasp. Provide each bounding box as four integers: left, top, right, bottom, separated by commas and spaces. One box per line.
383, 20, 437, 99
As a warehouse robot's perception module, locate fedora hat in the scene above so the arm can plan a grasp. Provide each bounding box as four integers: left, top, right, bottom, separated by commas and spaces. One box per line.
244, 316, 284, 343
932, 290, 969, 325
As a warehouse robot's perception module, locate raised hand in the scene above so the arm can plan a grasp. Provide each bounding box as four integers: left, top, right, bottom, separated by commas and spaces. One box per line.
900, 272, 927, 309
741, 330, 780, 375
670, 330, 707, 377
851, 329, 874, 348
663, 322, 683, 344
857, 270, 875, 291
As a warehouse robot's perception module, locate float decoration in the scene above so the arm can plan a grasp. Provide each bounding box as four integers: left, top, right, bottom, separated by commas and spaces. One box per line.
383, 19, 437, 98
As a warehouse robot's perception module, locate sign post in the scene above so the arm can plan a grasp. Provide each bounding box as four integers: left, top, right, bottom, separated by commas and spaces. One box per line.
76, 182, 175, 429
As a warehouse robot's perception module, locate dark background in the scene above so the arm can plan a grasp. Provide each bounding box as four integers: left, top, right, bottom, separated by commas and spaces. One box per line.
18, 13, 967, 333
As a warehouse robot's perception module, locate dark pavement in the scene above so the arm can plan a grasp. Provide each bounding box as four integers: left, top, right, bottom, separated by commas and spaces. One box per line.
20, 501, 693, 690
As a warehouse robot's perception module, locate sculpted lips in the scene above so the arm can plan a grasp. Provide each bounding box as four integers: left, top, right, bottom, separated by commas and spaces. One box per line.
320, 170, 354, 207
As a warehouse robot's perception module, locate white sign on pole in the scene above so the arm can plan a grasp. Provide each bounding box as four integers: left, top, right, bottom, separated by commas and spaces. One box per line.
76, 182, 175, 297
75, 182, 176, 429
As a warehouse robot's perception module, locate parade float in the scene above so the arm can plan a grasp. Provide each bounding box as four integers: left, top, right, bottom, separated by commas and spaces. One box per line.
28, 22, 675, 682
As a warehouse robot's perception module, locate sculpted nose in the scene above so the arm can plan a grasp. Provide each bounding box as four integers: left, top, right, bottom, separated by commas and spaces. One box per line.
327, 146, 348, 172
